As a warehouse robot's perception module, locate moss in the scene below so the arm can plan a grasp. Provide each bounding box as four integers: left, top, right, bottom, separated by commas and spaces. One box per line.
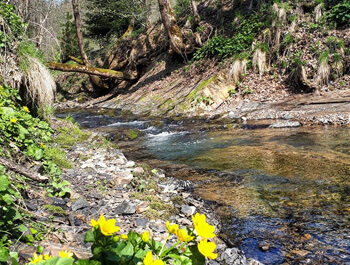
128, 129, 138, 140
144, 209, 160, 219
170, 196, 185, 205
45, 147, 73, 169
43, 205, 67, 216
188, 76, 216, 100
55, 122, 91, 148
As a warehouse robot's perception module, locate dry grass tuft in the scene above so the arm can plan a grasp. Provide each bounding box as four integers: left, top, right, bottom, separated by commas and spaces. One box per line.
315, 3, 323, 22
22, 57, 56, 110
229, 59, 247, 83
316, 61, 330, 87
253, 49, 267, 77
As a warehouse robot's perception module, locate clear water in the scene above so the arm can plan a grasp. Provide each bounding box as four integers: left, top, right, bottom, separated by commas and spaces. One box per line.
64, 110, 350, 265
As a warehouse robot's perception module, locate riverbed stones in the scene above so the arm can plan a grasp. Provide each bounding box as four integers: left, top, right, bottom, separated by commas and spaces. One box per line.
115, 200, 136, 215
269, 121, 301, 128
110, 171, 133, 186
71, 197, 90, 211
181, 204, 196, 216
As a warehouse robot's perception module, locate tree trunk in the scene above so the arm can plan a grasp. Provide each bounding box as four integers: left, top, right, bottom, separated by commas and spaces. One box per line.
72, 0, 89, 65
190, 0, 200, 26
47, 62, 126, 79
72, 0, 106, 88
158, 0, 187, 55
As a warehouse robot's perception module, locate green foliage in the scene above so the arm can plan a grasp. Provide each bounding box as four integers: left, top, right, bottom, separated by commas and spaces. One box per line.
17, 41, 44, 71
174, 0, 190, 15
0, 166, 29, 248
58, 13, 80, 62
192, 4, 272, 61
326, 36, 344, 53
328, 0, 350, 27
85, 0, 136, 40
0, 3, 25, 50
318, 50, 329, 64
282, 33, 294, 47
0, 85, 52, 159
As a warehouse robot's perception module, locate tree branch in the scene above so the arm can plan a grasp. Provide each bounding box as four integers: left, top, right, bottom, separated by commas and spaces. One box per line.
0, 157, 48, 182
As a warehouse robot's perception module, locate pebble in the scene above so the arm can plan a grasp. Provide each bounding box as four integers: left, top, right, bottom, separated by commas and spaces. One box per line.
115, 200, 136, 215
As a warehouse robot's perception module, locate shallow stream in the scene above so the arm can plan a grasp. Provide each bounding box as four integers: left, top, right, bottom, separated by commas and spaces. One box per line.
58, 110, 350, 265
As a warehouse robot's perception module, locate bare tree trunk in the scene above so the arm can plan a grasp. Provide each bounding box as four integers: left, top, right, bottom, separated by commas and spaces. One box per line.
72, 0, 89, 65
158, 0, 186, 55
190, 0, 200, 26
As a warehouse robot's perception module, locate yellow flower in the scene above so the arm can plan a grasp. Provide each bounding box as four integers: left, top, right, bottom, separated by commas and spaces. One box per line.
197, 239, 217, 260
40, 143, 46, 148
90, 215, 120, 236
176, 228, 194, 242
44, 254, 52, 261
121, 234, 128, 240
59, 250, 74, 259
23, 106, 30, 113
10, 117, 17, 123
29, 253, 43, 264
143, 251, 164, 265
192, 213, 216, 239
166, 221, 179, 234
142, 231, 150, 242
90, 218, 99, 227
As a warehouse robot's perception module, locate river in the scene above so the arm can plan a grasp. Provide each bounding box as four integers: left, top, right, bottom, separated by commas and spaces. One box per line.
58, 109, 350, 265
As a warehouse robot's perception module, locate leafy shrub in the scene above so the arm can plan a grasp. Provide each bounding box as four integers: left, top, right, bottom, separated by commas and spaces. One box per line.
192, 4, 272, 61
328, 0, 350, 27
0, 3, 25, 49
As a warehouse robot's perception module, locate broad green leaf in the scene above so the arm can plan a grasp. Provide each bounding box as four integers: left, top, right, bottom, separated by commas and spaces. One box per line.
84, 229, 95, 243
0, 175, 10, 191
0, 246, 9, 262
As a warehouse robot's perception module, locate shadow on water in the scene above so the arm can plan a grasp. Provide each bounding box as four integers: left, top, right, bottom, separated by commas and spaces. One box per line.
58, 109, 350, 265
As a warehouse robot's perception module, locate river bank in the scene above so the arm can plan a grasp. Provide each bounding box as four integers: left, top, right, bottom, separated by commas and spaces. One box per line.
16, 125, 261, 265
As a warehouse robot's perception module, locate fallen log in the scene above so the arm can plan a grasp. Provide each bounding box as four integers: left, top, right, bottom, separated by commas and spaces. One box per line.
0, 157, 48, 182
68, 56, 83, 64
47, 62, 125, 79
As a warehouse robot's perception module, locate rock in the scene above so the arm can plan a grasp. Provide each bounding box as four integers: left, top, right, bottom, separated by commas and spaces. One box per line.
125, 161, 135, 167
72, 198, 90, 211
181, 205, 196, 216
258, 242, 270, 252
130, 167, 145, 174
135, 218, 149, 227
270, 121, 301, 128
115, 200, 136, 215
136, 201, 150, 213
111, 171, 133, 186
220, 248, 248, 265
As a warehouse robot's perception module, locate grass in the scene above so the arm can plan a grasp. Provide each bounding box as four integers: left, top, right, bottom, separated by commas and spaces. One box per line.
45, 147, 73, 169
43, 204, 67, 216
55, 123, 90, 148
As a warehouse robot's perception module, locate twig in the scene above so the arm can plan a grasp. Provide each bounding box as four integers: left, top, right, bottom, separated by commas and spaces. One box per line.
0, 157, 48, 182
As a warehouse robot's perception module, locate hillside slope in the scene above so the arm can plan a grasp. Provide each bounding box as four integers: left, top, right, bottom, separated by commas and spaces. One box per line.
57, 0, 350, 125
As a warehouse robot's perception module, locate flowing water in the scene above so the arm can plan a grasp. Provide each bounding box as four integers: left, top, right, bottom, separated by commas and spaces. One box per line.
58, 110, 350, 265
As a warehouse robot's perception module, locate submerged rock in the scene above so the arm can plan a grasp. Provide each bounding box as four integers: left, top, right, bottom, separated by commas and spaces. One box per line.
269, 121, 301, 128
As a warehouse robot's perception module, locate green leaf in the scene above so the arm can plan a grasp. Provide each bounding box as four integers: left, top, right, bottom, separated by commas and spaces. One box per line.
84, 229, 95, 243
0, 175, 10, 191
74, 260, 102, 265
119, 241, 134, 257
17, 224, 28, 233
0, 246, 9, 262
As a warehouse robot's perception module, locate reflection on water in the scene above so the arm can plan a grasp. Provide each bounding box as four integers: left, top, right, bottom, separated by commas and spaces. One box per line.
62, 110, 350, 264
